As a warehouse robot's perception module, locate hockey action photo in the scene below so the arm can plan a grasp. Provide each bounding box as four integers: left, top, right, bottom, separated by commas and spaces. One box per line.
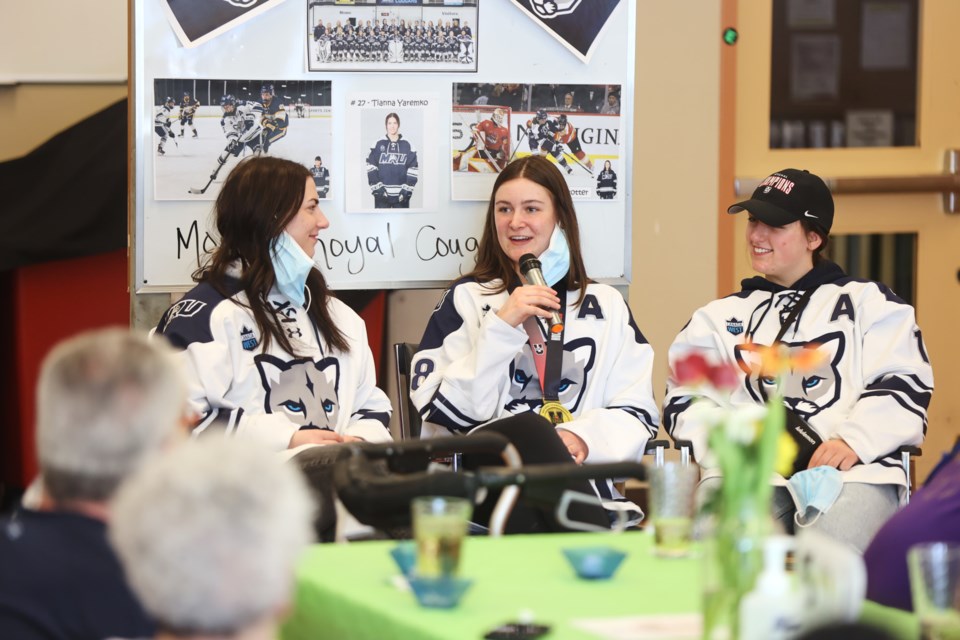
152, 79, 333, 201
450, 82, 623, 201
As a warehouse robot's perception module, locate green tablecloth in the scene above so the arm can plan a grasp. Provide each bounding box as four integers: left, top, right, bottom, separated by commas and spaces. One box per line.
859, 600, 919, 640
282, 531, 700, 640
280, 530, 920, 640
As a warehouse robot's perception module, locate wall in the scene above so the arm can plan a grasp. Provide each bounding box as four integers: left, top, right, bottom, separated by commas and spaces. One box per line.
0, 82, 128, 489
632, 2, 723, 420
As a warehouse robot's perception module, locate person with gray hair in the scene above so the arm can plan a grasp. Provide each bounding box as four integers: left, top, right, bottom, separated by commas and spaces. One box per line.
0, 328, 188, 639
110, 437, 315, 639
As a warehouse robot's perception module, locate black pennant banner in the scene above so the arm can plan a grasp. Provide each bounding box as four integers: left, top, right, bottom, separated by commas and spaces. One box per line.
508, 0, 623, 64
162, 0, 289, 48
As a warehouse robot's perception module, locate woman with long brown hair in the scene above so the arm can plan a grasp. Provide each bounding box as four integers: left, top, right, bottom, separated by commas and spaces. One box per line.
155, 156, 392, 451
410, 155, 659, 531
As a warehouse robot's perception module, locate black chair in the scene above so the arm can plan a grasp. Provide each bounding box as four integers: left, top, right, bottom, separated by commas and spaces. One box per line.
393, 342, 423, 440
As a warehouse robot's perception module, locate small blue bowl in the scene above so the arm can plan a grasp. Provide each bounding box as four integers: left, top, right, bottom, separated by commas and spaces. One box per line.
407, 576, 473, 608
562, 546, 627, 580
389, 541, 417, 577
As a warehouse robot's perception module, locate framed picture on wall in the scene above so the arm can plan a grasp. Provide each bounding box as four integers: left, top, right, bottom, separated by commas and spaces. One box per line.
450, 82, 623, 201
307, 0, 478, 73
151, 78, 333, 201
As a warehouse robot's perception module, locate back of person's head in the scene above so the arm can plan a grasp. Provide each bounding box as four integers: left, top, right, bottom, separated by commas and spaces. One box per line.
110, 437, 315, 636
36, 328, 185, 504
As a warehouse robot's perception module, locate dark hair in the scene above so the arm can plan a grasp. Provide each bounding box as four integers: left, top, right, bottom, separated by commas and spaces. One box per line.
466, 155, 589, 306
385, 112, 400, 127
194, 157, 348, 354
799, 219, 830, 265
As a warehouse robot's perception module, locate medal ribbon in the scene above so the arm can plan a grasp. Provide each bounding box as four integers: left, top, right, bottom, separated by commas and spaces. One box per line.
516, 278, 570, 424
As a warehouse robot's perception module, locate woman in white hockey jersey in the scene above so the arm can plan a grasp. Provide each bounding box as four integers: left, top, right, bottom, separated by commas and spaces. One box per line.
410, 155, 660, 531
664, 168, 933, 551
154, 156, 392, 451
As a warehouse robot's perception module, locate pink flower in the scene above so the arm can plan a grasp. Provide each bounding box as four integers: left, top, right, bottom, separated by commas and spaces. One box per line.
674, 352, 739, 393
674, 352, 712, 386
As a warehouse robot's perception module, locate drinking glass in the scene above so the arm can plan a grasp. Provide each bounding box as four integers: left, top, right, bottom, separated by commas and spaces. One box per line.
908, 542, 960, 640
647, 462, 699, 557
411, 496, 472, 578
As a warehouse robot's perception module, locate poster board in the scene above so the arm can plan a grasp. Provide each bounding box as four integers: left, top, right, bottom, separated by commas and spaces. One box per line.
133, 0, 634, 292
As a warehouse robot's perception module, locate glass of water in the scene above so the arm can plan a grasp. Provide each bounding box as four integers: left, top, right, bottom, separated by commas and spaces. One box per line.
908, 542, 960, 640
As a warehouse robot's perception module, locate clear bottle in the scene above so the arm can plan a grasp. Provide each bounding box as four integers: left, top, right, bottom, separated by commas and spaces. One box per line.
739, 535, 802, 640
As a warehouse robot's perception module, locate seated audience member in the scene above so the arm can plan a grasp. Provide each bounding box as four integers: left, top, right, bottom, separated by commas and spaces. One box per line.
109, 437, 315, 640
664, 168, 933, 552
0, 329, 188, 639
864, 442, 960, 610
410, 155, 660, 531
153, 156, 392, 451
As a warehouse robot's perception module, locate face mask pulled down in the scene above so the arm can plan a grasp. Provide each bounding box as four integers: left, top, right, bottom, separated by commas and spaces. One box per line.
271, 231, 315, 307
538, 226, 571, 287
784, 465, 844, 527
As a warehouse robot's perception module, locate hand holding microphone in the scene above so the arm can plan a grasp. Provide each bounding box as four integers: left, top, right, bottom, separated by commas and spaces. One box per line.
519, 253, 564, 334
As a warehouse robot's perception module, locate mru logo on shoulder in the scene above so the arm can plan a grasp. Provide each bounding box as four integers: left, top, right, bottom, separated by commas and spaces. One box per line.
529, 0, 583, 19
222, 0, 258, 7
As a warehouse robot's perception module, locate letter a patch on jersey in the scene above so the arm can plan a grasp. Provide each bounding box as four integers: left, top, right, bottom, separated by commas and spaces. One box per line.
830, 293, 856, 322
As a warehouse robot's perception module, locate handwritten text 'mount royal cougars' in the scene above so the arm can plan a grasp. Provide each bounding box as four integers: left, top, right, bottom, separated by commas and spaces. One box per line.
176, 221, 478, 276
315, 224, 479, 274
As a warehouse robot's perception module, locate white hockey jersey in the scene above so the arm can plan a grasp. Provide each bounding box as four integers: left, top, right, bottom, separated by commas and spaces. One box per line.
664, 261, 933, 491
221, 101, 263, 145
154, 274, 392, 451
411, 278, 660, 466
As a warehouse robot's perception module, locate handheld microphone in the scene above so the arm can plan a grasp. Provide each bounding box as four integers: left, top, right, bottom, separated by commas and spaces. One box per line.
519, 253, 564, 334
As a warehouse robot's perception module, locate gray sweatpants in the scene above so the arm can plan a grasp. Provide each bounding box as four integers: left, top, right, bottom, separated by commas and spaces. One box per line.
697, 477, 899, 553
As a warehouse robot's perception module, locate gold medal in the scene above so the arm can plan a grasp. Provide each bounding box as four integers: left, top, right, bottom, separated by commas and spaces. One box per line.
540, 400, 573, 425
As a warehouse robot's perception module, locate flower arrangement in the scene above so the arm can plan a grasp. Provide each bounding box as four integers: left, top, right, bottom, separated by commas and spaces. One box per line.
672, 346, 825, 640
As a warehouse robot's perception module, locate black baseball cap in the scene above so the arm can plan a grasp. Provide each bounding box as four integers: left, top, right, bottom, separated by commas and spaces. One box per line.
727, 168, 834, 234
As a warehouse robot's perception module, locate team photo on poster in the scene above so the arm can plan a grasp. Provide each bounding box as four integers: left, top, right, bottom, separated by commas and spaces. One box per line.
450, 82, 622, 201
152, 79, 333, 201
307, 0, 478, 72
344, 93, 440, 213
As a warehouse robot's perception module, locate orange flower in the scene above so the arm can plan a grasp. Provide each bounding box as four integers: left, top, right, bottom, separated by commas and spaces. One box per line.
752, 342, 826, 379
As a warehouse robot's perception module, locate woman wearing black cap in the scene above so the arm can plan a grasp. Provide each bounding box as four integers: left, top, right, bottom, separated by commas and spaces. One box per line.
663, 168, 934, 552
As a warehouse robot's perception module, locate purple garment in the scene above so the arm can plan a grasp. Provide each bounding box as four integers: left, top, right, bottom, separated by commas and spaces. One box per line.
864, 457, 960, 610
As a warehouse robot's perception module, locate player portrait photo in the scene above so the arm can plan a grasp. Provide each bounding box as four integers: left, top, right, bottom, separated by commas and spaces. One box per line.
152, 79, 333, 201
307, 0, 478, 73
450, 82, 623, 201
344, 93, 439, 213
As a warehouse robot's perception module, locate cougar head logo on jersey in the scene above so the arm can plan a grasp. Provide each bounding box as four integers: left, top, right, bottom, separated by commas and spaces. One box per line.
222, 0, 258, 7
733, 332, 845, 419
256, 355, 340, 430
529, 0, 582, 19
504, 337, 596, 414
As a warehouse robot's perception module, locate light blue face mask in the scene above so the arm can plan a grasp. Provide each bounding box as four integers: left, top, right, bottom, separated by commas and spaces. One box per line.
271, 231, 315, 307
538, 226, 570, 287
785, 466, 844, 527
